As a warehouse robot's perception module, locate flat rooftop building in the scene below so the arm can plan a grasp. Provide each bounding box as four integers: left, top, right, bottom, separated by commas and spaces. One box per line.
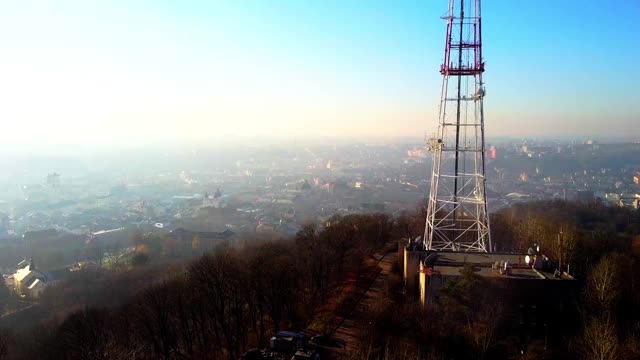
402, 244, 575, 302
402, 245, 578, 353
414, 251, 575, 306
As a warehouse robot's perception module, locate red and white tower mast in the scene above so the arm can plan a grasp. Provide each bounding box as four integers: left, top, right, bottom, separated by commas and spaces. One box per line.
424, 0, 491, 252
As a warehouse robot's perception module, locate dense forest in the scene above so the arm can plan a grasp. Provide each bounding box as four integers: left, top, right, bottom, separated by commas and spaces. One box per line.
0, 214, 395, 359
1, 201, 640, 359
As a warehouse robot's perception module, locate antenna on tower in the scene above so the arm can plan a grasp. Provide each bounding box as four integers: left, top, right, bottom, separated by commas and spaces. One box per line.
424, 0, 491, 252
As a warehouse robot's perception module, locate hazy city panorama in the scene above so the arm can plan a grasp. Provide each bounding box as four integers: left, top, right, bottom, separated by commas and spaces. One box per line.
1, 1, 639, 360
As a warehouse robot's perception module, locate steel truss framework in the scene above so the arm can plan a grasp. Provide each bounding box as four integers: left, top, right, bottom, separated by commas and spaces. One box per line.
424, 0, 491, 252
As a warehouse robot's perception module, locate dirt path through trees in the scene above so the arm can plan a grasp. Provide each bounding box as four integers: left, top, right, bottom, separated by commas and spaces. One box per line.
330, 251, 397, 354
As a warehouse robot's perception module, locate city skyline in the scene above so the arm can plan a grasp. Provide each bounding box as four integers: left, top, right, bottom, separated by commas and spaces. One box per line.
1, 0, 638, 148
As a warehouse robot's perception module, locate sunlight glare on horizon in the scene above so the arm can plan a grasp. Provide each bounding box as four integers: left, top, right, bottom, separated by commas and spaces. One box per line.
0, 0, 638, 148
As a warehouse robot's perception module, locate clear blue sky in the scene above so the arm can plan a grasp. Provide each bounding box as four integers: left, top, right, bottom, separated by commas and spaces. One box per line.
0, 0, 638, 148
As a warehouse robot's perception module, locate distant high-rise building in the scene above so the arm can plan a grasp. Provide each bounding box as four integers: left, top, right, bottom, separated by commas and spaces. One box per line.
46, 172, 60, 187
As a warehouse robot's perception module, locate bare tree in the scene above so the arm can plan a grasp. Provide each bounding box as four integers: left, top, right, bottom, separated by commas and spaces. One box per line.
468, 302, 502, 360
189, 251, 251, 359
581, 317, 619, 360
132, 282, 181, 359
248, 242, 296, 333
586, 253, 621, 315
560, 225, 577, 272
51, 308, 112, 360
295, 223, 331, 302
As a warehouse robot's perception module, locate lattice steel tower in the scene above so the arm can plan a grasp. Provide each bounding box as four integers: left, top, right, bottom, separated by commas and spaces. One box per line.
424, 0, 490, 252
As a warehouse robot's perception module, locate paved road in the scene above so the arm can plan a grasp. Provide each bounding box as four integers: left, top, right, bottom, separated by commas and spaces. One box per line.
331, 251, 397, 353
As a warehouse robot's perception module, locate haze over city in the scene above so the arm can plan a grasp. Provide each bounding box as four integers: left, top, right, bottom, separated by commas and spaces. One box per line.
2, 1, 640, 359
1, 0, 638, 151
